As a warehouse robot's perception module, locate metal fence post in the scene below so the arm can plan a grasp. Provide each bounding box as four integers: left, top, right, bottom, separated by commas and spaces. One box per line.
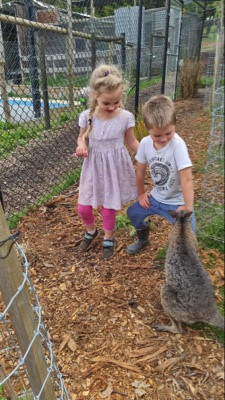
121, 32, 126, 71
67, 0, 74, 106
174, 0, 184, 100
24, 0, 41, 118
0, 0, 11, 122
197, 0, 207, 61
37, 32, 50, 129
161, 0, 171, 94
0, 184, 4, 212
135, 0, 144, 116
91, 32, 96, 70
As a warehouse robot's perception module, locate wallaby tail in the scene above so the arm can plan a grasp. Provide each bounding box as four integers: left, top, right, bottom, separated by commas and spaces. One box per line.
210, 312, 225, 331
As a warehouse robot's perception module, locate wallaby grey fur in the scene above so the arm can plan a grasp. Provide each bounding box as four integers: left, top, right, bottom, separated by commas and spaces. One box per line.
152, 210, 224, 334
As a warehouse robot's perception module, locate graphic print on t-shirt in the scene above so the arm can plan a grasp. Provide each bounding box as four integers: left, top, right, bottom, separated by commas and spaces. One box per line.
149, 156, 175, 192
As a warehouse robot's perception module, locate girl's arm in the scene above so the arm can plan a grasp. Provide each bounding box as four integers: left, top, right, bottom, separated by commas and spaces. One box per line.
75, 127, 88, 157
136, 162, 150, 209
125, 127, 139, 154
178, 167, 194, 212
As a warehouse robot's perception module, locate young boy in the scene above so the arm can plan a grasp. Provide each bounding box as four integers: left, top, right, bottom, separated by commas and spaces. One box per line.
126, 94, 195, 255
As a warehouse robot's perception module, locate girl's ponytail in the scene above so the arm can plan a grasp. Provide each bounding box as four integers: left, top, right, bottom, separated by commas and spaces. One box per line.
82, 99, 97, 144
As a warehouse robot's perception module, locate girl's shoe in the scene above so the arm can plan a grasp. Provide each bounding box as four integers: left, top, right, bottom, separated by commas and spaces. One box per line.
102, 239, 115, 259
79, 229, 98, 251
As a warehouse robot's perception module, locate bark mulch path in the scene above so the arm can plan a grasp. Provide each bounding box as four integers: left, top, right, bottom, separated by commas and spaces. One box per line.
17, 95, 224, 399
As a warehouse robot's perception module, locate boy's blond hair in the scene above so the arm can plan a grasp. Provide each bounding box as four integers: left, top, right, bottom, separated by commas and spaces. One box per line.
83, 63, 128, 142
143, 95, 176, 130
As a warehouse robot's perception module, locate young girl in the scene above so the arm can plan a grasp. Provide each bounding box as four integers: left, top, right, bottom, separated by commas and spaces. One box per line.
74, 63, 139, 259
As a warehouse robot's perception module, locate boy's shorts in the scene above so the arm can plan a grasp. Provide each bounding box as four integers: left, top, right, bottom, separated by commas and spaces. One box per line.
127, 195, 196, 233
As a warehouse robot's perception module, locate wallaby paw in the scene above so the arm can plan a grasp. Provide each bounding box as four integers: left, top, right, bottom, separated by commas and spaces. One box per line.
151, 323, 168, 332
151, 322, 183, 334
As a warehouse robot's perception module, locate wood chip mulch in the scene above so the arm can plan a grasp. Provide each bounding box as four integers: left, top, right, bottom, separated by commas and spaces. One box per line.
17, 95, 224, 400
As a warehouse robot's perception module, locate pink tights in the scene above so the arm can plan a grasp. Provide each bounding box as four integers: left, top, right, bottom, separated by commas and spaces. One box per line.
78, 204, 116, 232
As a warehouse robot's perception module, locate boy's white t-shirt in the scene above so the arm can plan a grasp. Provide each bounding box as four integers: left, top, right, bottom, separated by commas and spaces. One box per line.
136, 133, 192, 205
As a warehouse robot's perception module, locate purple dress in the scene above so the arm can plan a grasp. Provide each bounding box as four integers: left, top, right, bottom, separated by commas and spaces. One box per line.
78, 109, 137, 210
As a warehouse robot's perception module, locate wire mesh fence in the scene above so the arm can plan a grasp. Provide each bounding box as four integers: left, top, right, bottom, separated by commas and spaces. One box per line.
196, 84, 224, 252
195, 16, 224, 252
0, 225, 70, 399
163, 0, 183, 99
203, 23, 224, 108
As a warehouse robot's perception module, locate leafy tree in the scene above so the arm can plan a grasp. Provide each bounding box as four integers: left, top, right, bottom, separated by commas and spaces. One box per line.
76, 0, 166, 17
1, 0, 166, 16
183, 0, 222, 20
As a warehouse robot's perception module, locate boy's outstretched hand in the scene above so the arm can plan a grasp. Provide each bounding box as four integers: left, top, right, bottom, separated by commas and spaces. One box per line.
138, 193, 151, 209
176, 205, 193, 212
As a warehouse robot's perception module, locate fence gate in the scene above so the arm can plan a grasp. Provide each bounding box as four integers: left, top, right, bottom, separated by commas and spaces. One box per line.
164, 0, 183, 99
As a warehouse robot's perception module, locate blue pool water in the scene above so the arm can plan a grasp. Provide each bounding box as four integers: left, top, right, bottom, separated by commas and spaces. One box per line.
0, 98, 69, 122
4, 99, 68, 108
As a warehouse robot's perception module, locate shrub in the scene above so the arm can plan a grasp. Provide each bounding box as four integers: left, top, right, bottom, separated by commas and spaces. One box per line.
179, 59, 204, 99
134, 114, 149, 141
198, 76, 214, 88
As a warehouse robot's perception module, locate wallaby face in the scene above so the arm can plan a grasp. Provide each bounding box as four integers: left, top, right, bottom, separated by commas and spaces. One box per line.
152, 210, 224, 334
168, 209, 193, 221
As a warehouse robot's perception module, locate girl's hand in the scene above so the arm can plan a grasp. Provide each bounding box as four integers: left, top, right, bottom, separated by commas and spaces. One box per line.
138, 193, 150, 209
73, 145, 88, 158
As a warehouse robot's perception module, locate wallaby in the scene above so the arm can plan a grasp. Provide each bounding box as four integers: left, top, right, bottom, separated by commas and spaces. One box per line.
152, 210, 224, 334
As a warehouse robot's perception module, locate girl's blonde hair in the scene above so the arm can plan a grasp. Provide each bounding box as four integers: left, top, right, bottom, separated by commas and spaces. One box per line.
83, 63, 128, 142
143, 95, 176, 130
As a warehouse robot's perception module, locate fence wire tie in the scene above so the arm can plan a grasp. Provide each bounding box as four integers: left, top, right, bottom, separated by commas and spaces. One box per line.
0, 231, 21, 260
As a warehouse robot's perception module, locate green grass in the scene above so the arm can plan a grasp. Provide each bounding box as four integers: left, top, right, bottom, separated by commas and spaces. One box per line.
0, 385, 7, 400
116, 214, 131, 229
128, 76, 161, 96
23, 73, 89, 88
154, 245, 167, 270
192, 150, 208, 173
190, 318, 224, 343
116, 213, 136, 237
198, 76, 214, 88
0, 107, 81, 159
198, 253, 225, 343
155, 245, 167, 261
0, 384, 34, 399
195, 203, 224, 253
8, 91, 33, 99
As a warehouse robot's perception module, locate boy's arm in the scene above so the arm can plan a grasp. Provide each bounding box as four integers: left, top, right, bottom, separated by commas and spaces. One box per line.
178, 167, 194, 212
136, 162, 150, 209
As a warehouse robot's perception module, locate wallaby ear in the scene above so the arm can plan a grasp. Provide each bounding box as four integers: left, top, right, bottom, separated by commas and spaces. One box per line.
168, 210, 193, 221
185, 211, 193, 220
168, 210, 177, 218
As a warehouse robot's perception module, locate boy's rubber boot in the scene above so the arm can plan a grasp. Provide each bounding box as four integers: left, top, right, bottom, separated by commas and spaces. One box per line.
126, 224, 150, 255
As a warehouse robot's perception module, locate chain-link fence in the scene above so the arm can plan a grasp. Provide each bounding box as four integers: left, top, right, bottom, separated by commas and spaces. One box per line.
197, 84, 224, 252
0, 0, 162, 226
196, 20, 224, 252
0, 0, 208, 226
